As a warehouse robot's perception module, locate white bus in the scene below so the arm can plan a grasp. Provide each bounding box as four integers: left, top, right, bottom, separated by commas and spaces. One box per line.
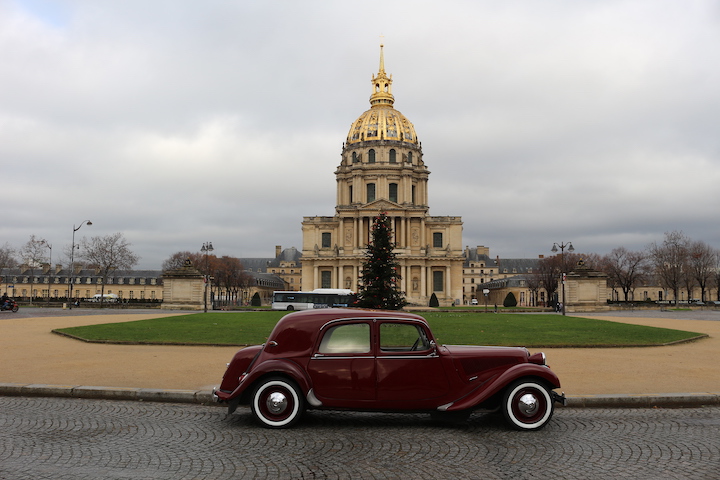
271, 289, 357, 311
88, 293, 119, 303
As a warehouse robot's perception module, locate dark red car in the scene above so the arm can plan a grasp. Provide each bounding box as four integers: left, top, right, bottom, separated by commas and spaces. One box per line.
214, 309, 565, 430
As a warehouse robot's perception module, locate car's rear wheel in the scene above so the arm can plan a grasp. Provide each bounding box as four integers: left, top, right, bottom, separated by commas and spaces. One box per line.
501, 379, 553, 431
251, 377, 305, 428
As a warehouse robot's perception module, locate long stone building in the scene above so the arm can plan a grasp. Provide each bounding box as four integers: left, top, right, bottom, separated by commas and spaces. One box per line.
300, 45, 464, 306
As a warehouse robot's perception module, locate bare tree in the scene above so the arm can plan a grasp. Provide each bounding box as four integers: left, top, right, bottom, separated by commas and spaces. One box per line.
647, 230, 690, 305
0, 243, 18, 296
161, 251, 197, 271
600, 247, 649, 302
687, 240, 715, 302
712, 249, 720, 302
214, 256, 250, 306
80, 233, 139, 307
21, 235, 50, 304
525, 272, 542, 307
536, 256, 560, 308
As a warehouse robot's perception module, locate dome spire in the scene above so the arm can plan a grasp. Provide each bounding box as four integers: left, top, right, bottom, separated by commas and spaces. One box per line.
379, 41, 386, 74
370, 43, 394, 108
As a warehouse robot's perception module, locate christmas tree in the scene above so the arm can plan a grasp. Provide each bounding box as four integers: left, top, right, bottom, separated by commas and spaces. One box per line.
357, 212, 407, 310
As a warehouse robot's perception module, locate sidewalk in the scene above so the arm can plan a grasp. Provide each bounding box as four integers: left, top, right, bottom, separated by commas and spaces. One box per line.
1, 309, 719, 407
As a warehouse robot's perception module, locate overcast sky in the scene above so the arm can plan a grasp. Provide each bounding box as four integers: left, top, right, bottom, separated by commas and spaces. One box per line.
3, 0, 720, 269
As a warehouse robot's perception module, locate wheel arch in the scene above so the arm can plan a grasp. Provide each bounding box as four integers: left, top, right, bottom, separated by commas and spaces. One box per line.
444, 364, 560, 412
236, 359, 313, 405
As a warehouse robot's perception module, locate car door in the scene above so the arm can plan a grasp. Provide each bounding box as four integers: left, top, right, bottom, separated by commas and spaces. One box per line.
306, 321, 376, 402
375, 321, 449, 404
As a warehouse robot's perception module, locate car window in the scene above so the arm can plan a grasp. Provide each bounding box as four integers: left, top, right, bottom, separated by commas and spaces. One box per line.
318, 323, 370, 354
379, 323, 430, 352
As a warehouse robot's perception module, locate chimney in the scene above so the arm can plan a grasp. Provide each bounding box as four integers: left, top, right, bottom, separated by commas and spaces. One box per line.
538, 254, 545, 259
42, 263, 51, 274
276, 245, 282, 257
55, 264, 63, 274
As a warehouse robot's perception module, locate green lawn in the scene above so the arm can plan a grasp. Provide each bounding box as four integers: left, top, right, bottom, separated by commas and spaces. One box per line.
53, 311, 706, 348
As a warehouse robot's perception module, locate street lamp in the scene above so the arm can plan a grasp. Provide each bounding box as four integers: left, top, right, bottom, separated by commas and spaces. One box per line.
551, 241, 574, 316
40, 240, 52, 303
69, 220, 92, 306
201, 241, 214, 312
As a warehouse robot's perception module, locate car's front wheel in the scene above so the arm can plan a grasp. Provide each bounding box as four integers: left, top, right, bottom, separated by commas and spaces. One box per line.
251, 377, 305, 428
501, 379, 554, 431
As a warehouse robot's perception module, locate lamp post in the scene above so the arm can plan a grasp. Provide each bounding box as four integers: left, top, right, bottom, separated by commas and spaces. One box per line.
69, 220, 92, 307
551, 241, 574, 316
40, 240, 52, 303
201, 241, 214, 312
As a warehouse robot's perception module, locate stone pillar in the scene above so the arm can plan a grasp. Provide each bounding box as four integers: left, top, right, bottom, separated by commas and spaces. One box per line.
161, 259, 206, 310
564, 259, 610, 312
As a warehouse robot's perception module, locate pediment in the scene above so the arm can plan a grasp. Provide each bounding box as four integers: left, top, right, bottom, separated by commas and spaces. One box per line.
360, 199, 401, 212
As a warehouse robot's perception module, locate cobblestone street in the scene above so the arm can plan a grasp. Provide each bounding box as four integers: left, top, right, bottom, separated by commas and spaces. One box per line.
2, 397, 719, 479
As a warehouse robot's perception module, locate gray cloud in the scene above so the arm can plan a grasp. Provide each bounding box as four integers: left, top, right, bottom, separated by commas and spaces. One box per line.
3, 0, 720, 268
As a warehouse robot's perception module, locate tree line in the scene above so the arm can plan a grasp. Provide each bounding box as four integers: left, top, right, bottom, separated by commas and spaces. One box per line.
531, 230, 720, 305
0, 233, 138, 306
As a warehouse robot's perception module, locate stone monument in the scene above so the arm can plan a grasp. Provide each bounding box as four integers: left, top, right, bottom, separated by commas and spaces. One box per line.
161, 259, 206, 310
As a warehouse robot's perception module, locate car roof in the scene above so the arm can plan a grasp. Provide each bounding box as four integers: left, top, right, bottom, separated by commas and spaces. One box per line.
267, 309, 428, 356
274, 308, 426, 332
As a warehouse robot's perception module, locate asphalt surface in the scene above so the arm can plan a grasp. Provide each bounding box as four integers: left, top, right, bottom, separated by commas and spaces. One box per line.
1, 307, 719, 408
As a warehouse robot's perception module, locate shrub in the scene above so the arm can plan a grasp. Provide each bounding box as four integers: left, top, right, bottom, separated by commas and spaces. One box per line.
429, 293, 439, 307
503, 292, 517, 308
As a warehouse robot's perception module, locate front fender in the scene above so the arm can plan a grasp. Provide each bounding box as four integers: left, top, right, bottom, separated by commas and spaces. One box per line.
225, 358, 313, 404
443, 364, 561, 412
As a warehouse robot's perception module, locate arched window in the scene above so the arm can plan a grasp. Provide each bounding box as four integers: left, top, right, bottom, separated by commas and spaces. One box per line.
352, 152, 358, 163
389, 183, 398, 203
368, 149, 376, 164
389, 149, 396, 163
407, 151, 413, 164
412, 185, 416, 205
349, 185, 353, 203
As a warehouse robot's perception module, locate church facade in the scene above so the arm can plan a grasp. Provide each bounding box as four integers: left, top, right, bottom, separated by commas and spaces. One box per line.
301, 46, 464, 306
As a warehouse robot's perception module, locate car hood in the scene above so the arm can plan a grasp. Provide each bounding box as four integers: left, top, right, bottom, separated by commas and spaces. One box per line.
442, 345, 530, 381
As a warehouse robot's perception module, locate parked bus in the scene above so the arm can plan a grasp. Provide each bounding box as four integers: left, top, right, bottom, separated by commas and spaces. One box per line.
88, 293, 119, 303
271, 289, 357, 311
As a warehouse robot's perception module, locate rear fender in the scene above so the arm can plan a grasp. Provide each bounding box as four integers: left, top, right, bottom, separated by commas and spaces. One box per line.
226, 358, 312, 404
443, 364, 561, 412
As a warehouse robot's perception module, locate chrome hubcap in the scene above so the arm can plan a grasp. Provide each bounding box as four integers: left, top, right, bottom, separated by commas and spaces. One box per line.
518, 393, 539, 417
266, 391, 288, 415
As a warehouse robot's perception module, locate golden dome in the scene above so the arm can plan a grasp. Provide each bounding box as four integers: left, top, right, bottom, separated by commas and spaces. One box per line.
346, 45, 419, 146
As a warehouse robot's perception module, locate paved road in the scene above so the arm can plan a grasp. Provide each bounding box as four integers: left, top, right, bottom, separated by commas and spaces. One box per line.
1, 397, 718, 479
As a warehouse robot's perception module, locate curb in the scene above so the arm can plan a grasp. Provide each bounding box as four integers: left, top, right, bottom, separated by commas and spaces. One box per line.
2, 383, 720, 409
0, 383, 218, 406
564, 392, 720, 408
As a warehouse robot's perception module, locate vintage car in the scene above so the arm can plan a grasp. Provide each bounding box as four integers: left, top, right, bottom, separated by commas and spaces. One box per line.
213, 309, 565, 430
